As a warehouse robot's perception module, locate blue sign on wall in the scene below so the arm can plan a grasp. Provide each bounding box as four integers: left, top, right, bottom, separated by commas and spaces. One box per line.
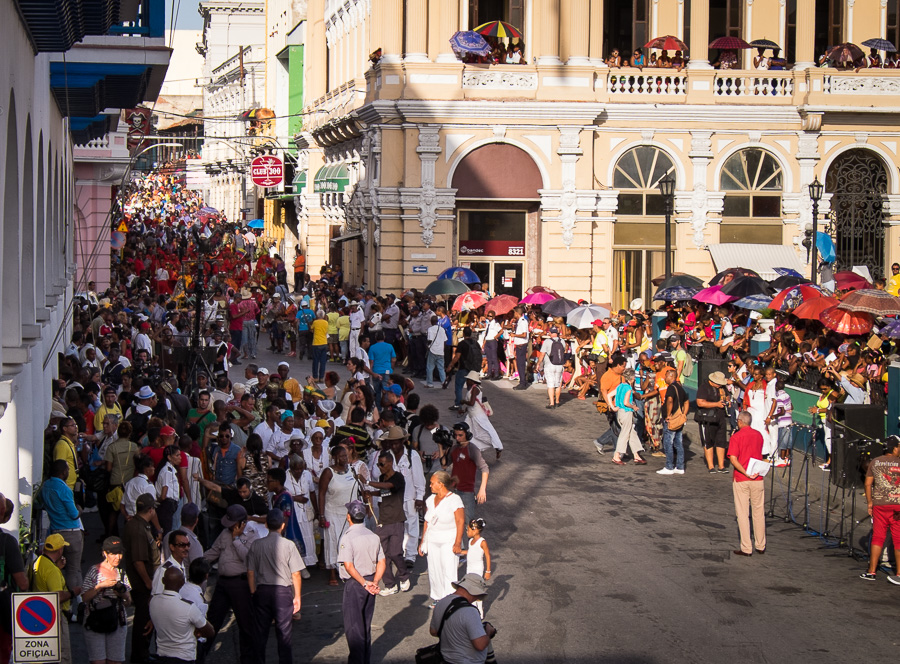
412, 265, 428, 274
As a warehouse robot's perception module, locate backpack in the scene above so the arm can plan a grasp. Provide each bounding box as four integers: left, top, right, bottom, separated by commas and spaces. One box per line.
548, 339, 565, 366
677, 349, 694, 378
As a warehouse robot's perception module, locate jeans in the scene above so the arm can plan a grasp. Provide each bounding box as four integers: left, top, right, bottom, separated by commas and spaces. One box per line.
454, 368, 469, 406
598, 409, 621, 447
425, 352, 446, 386
241, 320, 257, 357
254, 585, 294, 664
372, 377, 385, 408
662, 421, 685, 470
311, 344, 328, 380
483, 339, 499, 377
49, 528, 83, 591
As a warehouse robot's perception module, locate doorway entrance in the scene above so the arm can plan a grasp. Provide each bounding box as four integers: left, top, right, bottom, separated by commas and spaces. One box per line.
457, 209, 526, 298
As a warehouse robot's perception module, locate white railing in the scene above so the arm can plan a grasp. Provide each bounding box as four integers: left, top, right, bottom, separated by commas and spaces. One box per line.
714, 73, 794, 97
607, 73, 687, 95
74, 135, 110, 150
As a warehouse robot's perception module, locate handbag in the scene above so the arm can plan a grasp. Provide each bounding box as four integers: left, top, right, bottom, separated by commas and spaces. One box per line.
481, 398, 494, 417
415, 597, 472, 664
694, 408, 720, 424
85, 598, 120, 633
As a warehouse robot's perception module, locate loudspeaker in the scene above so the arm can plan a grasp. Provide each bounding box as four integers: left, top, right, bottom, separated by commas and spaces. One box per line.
832, 403, 885, 442
831, 438, 887, 489
697, 358, 729, 389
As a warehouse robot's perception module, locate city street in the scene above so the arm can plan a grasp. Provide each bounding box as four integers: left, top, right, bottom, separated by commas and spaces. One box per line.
204, 347, 898, 663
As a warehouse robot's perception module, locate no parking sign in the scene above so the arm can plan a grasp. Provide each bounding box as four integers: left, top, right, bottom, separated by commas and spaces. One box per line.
12, 593, 59, 663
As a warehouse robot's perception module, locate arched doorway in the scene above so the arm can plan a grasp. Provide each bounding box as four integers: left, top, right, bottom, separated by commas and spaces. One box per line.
451, 143, 543, 297
825, 149, 888, 278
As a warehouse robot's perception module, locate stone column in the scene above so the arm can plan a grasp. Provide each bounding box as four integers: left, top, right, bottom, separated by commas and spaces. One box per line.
687, 0, 711, 69
405, 0, 429, 62
536, 0, 562, 65
794, 0, 816, 69
562, 0, 590, 65
380, 0, 403, 63
588, 0, 605, 66
436, 0, 461, 62
306, 0, 328, 101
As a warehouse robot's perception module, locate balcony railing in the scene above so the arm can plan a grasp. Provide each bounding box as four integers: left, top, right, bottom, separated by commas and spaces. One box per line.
107, 0, 164, 38
713, 71, 795, 98
608, 72, 687, 95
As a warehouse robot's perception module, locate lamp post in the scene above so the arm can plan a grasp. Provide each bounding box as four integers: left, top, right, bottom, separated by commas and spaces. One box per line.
808, 176, 824, 285
658, 174, 676, 280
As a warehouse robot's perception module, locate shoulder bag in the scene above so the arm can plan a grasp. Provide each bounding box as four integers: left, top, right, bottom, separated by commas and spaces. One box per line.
85, 568, 126, 633
415, 596, 473, 664
666, 386, 688, 431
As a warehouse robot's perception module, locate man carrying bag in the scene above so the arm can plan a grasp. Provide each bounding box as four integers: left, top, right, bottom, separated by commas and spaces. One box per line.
418, 574, 497, 664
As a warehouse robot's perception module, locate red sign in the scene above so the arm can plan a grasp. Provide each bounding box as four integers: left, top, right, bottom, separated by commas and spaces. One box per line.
459, 240, 525, 258
124, 107, 152, 152
250, 155, 284, 187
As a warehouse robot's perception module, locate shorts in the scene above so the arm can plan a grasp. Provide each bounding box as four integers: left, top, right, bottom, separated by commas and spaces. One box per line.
871, 504, 900, 547
700, 421, 727, 449
328, 334, 339, 344
543, 363, 564, 388
777, 426, 792, 451
84, 625, 127, 662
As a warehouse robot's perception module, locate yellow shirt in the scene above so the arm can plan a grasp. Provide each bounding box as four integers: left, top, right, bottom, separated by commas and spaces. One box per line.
326, 311, 340, 335
592, 330, 610, 358
337, 315, 351, 341
311, 318, 329, 346
53, 436, 78, 489
33, 555, 70, 612
94, 403, 123, 431
887, 274, 900, 297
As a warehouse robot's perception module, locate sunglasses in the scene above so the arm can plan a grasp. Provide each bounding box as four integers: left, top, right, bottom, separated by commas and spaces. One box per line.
174, 542, 190, 548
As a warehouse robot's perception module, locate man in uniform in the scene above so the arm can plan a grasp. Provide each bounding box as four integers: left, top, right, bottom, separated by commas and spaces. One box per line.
149, 567, 214, 664
338, 500, 386, 664
123, 493, 160, 663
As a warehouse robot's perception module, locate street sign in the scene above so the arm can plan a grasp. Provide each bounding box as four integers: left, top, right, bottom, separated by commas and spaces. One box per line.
12, 593, 59, 663
116, 221, 128, 233
250, 155, 284, 188
412, 265, 428, 274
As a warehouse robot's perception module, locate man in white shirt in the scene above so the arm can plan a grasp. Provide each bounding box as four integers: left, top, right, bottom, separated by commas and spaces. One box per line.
149, 567, 214, 663
482, 311, 503, 381
382, 294, 401, 347
384, 428, 426, 563
151, 530, 190, 595
512, 306, 529, 390
348, 301, 366, 358
423, 316, 447, 388
134, 322, 153, 357
254, 405, 283, 462
123, 456, 157, 517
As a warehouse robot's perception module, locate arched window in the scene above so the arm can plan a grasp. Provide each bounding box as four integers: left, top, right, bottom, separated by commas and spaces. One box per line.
719, 148, 783, 244
613, 145, 676, 216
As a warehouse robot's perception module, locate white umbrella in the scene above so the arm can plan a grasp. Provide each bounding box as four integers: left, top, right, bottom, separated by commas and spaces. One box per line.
566, 304, 611, 329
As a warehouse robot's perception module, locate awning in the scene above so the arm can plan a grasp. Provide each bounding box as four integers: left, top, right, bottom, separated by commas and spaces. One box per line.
314, 163, 350, 193
707, 243, 806, 282
293, 170, 307, 191
330, 231, 364, 245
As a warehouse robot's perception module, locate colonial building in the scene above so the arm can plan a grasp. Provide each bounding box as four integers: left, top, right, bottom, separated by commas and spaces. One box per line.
294, 0, 900, 307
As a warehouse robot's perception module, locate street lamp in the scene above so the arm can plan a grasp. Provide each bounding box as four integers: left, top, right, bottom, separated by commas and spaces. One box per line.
658, 174, 676, 279
808, 176, 824, 285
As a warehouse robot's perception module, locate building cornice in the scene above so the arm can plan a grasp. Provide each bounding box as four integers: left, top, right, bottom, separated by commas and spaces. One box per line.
356, 100, 606, 125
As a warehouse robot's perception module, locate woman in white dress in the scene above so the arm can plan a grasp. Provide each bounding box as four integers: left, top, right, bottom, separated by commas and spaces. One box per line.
317, 444, 360, 585
286, 454, 319, 568
420, 471, 465, 606
743, 367, 769, 441
459, 371, 503, 460
302, 428, 331, 485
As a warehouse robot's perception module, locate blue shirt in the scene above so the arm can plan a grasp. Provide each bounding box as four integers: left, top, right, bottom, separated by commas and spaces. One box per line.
614, 383, 634, 413
41, 477, 81, 530
368, 341, 396, 374
439, 316, 453, 346
296, 307, 315, 331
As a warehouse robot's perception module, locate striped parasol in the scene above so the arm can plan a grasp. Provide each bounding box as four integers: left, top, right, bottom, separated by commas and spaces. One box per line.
473, 21, 523, 39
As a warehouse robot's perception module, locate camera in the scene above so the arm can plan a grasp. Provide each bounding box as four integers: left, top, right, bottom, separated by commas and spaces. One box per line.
114, 582, 127, 594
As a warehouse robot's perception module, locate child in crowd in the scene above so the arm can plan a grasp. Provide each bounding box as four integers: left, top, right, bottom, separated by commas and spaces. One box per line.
461, 518, 492, 618
772, 379, 793, 467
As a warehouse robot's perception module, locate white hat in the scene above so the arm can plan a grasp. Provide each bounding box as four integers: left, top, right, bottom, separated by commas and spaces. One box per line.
272, 292, 282, 298
136, 386, 156, 400
277, 361, 290, 369
630, 298, 644, 311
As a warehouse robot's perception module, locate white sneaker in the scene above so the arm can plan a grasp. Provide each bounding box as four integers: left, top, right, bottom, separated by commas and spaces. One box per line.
399, 579, 411, 592
379, 585, 399, 596
672, 469, 685, 475
656, 468, 676, 475
300, 569, 311, 579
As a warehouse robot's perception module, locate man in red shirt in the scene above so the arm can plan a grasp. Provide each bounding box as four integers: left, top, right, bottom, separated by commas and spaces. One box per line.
727, 410, 766, 556
449, 423, 489, 550
228, 292, 247, 365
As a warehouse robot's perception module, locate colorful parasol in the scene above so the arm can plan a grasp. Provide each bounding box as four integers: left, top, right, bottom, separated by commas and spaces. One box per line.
833, 271, 871, 291
438, 266, 482, 284
693, 285, 736, 306
644, 35, 688, 52
452, 291, 490, 312
837, 289, 900, 316
819, 306, 874, 335
791, 296, 839, 320
449, 31, 492, 56
732, 294, 773, 311
473, 21, 523, 39
769, 284, 827, 311
520, 291, 556, 306
709, 267, 761, 285
484, 294, 520, 316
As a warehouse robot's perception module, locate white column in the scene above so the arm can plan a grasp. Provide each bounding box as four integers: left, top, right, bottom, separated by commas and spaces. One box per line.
688, 131, 713, 249
846, 0, 855, 44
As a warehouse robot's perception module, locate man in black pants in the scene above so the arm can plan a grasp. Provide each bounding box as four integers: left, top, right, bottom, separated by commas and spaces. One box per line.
511, 306, 530, 390
368, 452, 410, 595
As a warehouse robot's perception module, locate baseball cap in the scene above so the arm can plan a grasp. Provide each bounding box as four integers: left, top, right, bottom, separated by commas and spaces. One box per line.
159, 425, 176, 437
388, 384, 402, 395
591, 319, 604, 326
345, 500, 367, 520
181, 502, 200, 522
549, 326, 559, 334
135, 493, 156, 512
44, 533, 69, 552
257, 367, 269, 375
221, 504, 248, 528
452, 573, 489, 597
101, 536, 124, 554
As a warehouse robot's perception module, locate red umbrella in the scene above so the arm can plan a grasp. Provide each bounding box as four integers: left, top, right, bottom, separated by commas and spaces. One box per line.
709, 36, 752, 50
452, 291, 489, 312
791, 297, 839, 320
484, 294, 519, 316
819, 305, 874, 335
769, 284, 828, 311
837, 288, 900, 315
645, 35, 688, 52
833, 271, 871, 291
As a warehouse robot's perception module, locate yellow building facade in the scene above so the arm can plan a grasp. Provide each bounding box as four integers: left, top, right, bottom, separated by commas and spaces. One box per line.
296, 0, 900, 306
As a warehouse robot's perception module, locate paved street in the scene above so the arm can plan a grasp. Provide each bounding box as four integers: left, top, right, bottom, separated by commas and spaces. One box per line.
212, 345, 899, 663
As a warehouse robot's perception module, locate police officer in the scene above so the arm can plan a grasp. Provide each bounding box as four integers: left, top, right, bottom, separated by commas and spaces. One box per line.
338, 500, 386, 664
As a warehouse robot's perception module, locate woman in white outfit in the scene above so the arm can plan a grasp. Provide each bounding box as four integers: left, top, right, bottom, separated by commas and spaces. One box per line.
286, 454, 319, 568
419, 470, 465, 607
317, 444, 360, 585
743, 367, 769, 442
460, 372, 504, 460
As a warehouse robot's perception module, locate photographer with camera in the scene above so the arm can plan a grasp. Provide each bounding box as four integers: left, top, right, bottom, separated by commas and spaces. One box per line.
425, 574, 496, 664
80, 536, 132, 663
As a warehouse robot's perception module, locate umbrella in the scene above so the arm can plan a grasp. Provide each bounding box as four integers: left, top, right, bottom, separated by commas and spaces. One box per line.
861, 38, 897, 52
720, 275, 771, 298
525, 285, 561, 298
826, 42, 865, 64
880, 319, 900, 338
452, 291, 490, 312
567, 304, 611, 329
484, 294, 520, 316
709, 267, 761, 285
749, 38, 781, 50
247, 218, 265, 229
769, 275, 809, 290
709, 36, 752, 50
644, 35, 688, 52
837, 289, 900, 316
694, 285, 736, 306
732, 294, 773, 311
437, 266, 481, 284
819, 306, 874, 335
652, 273, 705, 290
791, 296, 839, 320
199, 206, 219, 214
449, 31, 491, 56
520, 292, 556, 306
773, 267, 804, 278
541, 298, 579, 317
816, 232, 836, 263
770, 284, 828, 311
653, 286, 699, 302
423, 278, 470, 297
834, 271, 871, 291
473, 20, 523, 39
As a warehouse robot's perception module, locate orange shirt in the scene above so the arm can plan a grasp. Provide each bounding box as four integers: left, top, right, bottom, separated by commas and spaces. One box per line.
600, 369, 623, 400
655, 373, 668, 403
293, 255, 306, 271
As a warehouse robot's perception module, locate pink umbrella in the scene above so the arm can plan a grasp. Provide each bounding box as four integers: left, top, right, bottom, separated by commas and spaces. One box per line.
693, 284, 737, 306
452, 291, 489, 312
520, 292, 556, 306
